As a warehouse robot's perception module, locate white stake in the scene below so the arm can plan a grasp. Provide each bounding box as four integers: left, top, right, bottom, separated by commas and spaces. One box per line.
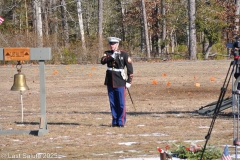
20, 90, 23, 123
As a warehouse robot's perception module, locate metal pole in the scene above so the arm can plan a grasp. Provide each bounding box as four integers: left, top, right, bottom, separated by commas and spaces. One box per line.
38, 60, 48, 136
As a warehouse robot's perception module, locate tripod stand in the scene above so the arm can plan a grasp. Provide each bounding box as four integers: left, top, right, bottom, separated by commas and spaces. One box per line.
200, 60, 240, 160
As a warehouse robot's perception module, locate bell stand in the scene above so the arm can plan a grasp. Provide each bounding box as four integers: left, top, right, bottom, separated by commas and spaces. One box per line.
0, 48, 51, 136
199, 57, 240, 159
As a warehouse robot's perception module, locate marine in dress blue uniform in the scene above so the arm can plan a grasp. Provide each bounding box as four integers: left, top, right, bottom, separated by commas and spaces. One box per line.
101, 37, 133, 127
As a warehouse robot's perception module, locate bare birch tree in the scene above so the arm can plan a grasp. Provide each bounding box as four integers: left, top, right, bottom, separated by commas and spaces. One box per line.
161, 0, 167, 59
33, 0, 43, 47
77, 0, 86, 54
188, 0, 197, 60
141, 0, 150, 58
235, 0, 240, 35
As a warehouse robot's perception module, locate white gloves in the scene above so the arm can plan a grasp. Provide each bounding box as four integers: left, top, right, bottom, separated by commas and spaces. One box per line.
126, 82, 131, 88
111, 52, 116, 59
111, 51, 120, 59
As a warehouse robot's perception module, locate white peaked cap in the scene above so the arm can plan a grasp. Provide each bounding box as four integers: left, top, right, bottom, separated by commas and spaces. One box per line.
107, 37, 121, 43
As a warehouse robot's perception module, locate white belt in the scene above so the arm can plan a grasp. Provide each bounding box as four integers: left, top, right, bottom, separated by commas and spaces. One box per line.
107, 68, 123, 72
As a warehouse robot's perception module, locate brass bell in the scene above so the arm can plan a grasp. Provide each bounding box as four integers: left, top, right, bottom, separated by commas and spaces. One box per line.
11, 72, 29, 91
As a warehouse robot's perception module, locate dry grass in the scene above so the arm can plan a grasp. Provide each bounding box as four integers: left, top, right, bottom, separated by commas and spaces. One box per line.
0, 60, 235, 159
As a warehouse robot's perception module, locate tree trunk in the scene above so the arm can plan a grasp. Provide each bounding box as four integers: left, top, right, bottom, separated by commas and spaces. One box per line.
204, 43, 213, 60
13, 0, 17, 33
161, 0, 167, 59
24, 0, 29, 37
140, 17, 145, 53
141, 0, 151, 59
170, 28, 175, 53
98, 0, 103, 58
77, 0, 86, 55
203, 42, 209, 55
34, 0, 43, 47
188, 0, 197, 60
19, 0, 22, 32
0, 0, 3, 15
117, 0, 126, 41
50, 0, 58, 47
42, 0, 49, 37
235, 0, 240, 35
60, 0, 69, 46
152, 3, 159, 57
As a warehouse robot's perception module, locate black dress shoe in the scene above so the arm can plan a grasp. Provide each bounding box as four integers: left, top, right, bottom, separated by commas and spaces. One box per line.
111, 124, 118, 127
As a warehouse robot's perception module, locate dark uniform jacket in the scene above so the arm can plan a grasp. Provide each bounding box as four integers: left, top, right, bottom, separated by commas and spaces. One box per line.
101, 50, 133, 88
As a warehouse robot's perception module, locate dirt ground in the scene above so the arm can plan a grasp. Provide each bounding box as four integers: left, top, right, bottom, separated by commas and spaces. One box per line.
0, 60, 237, 159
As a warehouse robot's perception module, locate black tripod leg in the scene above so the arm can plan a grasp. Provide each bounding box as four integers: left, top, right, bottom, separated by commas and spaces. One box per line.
200, 61, 236, 160
232, 75, 240, 159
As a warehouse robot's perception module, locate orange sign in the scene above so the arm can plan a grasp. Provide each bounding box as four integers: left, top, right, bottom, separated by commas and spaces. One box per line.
4, 47, 30, 61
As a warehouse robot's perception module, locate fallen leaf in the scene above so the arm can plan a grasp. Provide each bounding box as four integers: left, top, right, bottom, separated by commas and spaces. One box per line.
52, 70, 58, 75
152, 80, 157, 85
167, 81, 171, 86
210, 77, 215, 82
